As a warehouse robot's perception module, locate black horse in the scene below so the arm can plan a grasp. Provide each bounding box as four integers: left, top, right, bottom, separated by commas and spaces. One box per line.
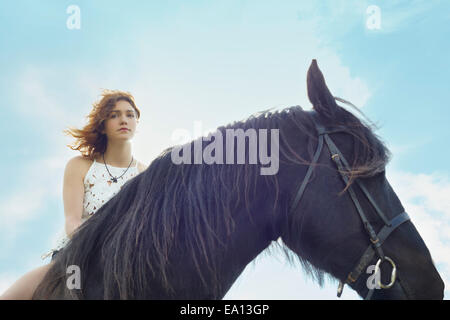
33, 60, 444, 299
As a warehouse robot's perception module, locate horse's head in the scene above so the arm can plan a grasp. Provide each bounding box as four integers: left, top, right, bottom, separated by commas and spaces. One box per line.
278, 60, 444, 300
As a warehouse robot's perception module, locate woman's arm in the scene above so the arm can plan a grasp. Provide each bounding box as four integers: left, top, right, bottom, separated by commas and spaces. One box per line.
62, 156, 85, 239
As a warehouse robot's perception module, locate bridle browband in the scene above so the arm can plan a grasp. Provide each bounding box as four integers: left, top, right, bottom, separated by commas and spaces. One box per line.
289, 112, 411, 299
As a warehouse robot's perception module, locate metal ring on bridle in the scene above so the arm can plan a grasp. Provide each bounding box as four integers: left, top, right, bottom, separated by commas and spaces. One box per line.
374, 256, 397, 289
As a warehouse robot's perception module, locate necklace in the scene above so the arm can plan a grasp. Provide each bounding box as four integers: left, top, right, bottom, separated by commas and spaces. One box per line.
102, 153, 134, 183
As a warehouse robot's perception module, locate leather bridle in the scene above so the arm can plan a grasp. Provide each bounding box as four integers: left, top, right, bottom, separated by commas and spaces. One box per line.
289, 112, 411, 299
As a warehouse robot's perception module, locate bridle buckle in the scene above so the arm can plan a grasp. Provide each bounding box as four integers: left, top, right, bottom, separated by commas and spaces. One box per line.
374, 256, 397, 289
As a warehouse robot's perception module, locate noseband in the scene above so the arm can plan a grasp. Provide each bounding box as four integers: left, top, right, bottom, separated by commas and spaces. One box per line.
289, 112, 410, 299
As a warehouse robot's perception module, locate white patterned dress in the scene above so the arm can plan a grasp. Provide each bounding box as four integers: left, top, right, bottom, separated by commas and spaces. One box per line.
41, 158, 140, 259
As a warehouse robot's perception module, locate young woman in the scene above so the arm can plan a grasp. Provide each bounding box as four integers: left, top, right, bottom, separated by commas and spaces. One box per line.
0, 89, 148, 299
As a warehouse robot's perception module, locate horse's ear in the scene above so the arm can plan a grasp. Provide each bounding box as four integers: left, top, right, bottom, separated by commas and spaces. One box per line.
307, 59, 339, 118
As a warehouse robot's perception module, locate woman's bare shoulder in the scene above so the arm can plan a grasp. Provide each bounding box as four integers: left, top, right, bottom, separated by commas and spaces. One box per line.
67, 155, 94, 166
65, 155, 94, 180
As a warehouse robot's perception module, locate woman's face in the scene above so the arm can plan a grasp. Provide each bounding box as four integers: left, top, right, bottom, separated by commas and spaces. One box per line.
102, 100, 138, 141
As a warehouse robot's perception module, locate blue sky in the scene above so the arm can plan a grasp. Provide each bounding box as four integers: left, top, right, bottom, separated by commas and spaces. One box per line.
0, 0, 449, 299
